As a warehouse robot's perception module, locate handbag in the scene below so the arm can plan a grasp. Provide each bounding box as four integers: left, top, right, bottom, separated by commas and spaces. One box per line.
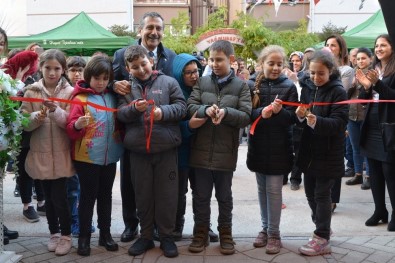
380, 122, 395, 151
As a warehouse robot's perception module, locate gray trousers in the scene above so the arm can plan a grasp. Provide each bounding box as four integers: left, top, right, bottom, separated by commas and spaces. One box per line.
130, 148, 178, 240
193, 168, 233, 227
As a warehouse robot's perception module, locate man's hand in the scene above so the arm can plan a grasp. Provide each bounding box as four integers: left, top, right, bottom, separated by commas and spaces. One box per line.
114, 80, 131, 95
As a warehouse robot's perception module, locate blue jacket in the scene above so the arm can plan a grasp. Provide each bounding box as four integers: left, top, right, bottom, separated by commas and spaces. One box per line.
172, 54, 202, 169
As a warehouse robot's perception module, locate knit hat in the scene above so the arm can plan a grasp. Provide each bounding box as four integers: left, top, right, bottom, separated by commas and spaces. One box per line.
1, 51, 39, 81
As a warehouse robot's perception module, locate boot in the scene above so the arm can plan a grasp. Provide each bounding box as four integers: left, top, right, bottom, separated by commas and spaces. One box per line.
218, 225, 235, 255
345, 174, 363, 185
388, 212, 395, 232
99, 231, 118, 251
77, 236, 91, 256
365, 209, 389, 226
188, 224, 209, 253
361, 177, 371, 190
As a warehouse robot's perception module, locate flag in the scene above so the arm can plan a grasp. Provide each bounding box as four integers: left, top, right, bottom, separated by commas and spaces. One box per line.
248, 0, 264, 13
314, 0, 320, 4
273, 0, 284, 16
359, 0, 365, 10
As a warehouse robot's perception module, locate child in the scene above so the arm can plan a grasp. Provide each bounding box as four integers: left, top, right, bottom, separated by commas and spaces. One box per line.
171, 53, 219, 242
246, 45, 298, 254
117, 45, 186, 258
66, 55, 124, 256
20, 49, 75, 256
296, 50, 348, 256
187, 40, 251, 255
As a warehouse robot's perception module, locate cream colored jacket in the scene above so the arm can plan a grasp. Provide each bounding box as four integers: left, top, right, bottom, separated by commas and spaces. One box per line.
20, 77, 75, 180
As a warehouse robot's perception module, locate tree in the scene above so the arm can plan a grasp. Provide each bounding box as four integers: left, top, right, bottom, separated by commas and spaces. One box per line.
319, 21, 347, 41
108, 24, 137, 38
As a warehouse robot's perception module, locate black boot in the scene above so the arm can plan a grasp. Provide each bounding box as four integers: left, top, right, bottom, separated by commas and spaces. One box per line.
77, 236, 91, 256
99, 231, 119, 251
345, 174, 363, 185
365, 210, 389, 226
4, 225, 19, 240
3, 235, 9, 245
361, 177, 371, 190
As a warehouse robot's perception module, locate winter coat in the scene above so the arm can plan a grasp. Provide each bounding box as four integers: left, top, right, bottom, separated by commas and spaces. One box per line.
172, 53, 202, 169
20, 77, 75, 180
246, 75, 298, 175
297, 75, 348, 178
117, 71, 186, 153
359, 73, 395, 155
113, 40, 177, 80
66, 80, 124, 165
187, 71, 252, 171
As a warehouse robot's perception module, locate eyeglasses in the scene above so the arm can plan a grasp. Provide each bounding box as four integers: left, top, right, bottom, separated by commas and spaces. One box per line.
183, 69, 200, 77
68, 68, 84, 73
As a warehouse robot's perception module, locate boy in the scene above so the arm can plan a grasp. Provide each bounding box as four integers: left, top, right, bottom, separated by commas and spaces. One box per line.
117, 45, 186, 258
187, 40, 252, 255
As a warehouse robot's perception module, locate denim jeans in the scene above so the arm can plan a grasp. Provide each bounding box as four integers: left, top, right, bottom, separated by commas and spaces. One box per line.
256, 173, 283, 237
348, 120, 368, 174
304, 174, 335, 240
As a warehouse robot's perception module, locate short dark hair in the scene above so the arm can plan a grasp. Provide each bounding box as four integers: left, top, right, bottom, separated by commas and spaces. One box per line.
83, 56, 114, 84
356, 47, 373, 58
66, 56, 87, 69
139, 12, 164, 30
209, 40, 234, 58
124, 45, 148, 63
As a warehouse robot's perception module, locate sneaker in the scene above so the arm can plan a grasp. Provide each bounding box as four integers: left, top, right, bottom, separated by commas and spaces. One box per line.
344, 167, 354, 177
160, 237, 178, 258
14, 185, 20, 197
345, 174, 363, 185
48, 233, 61, 252
23, 206, 40, 223
55, 235, 72, 256
361, 177, 371, 190
128, 238, 155, 256
37, 204, 46, 216
299, 234, 331, 256
253, 231, 267, 248
266, 237, 282, 254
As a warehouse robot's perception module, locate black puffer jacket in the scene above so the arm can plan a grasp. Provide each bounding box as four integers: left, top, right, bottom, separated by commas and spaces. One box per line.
246, 75, 298, 175
297, 75, 348, 178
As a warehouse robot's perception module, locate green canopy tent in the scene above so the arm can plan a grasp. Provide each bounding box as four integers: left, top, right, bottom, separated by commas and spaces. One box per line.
342, 10, 387, 49
8, 11, 135, 56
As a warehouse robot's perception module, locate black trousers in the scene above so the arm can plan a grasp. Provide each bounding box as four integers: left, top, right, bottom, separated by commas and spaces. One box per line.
16, 147, 45, 203
120, 150, 139, 230
41, 178, 71, 236
368, 158, 395, 213
74, 161, 117, 237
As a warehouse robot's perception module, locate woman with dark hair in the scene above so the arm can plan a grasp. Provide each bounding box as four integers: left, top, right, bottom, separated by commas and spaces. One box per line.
356, 34, 395, 232
345, 47, 373, 189
325, 34, 354, 212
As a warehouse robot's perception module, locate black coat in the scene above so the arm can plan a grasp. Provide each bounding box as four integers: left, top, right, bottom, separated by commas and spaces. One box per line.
246, 75, 298, 175
359, 73, 395, 157
297, 76, 348, 178
112, 40, 176, 80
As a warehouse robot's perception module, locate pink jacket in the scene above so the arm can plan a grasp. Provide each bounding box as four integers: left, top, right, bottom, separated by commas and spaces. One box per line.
20, 77, 75, 180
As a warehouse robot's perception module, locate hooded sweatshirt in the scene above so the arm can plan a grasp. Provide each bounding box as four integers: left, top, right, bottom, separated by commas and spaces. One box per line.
172, 54, 202, 169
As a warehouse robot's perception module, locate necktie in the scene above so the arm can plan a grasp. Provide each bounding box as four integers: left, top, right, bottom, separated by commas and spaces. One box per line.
148, 51, 154, 58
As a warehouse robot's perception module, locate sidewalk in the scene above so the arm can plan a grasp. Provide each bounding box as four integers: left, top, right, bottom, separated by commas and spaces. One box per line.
3, 145, 395, 263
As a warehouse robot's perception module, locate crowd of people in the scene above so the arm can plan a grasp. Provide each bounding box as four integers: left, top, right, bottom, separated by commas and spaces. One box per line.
1, 10, 394, 259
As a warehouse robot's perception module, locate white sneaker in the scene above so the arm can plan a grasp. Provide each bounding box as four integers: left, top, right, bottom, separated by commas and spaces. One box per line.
47, 233, 60, 252
299, 234, 331, 256
55, 235, 72, 256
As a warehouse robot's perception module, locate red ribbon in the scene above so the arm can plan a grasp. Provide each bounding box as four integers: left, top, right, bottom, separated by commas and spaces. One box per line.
10, 96, 156, 152
249, 98, 395, 136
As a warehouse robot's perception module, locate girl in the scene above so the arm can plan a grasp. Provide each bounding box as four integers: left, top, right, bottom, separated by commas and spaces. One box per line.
20, 49, 75, 256
357, 34, 395, 232
66, 55, 124, 256
325, 34, 354, 212
296, 50, 348, 256
246, 45, 298, 254
345, 47, 373, 189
